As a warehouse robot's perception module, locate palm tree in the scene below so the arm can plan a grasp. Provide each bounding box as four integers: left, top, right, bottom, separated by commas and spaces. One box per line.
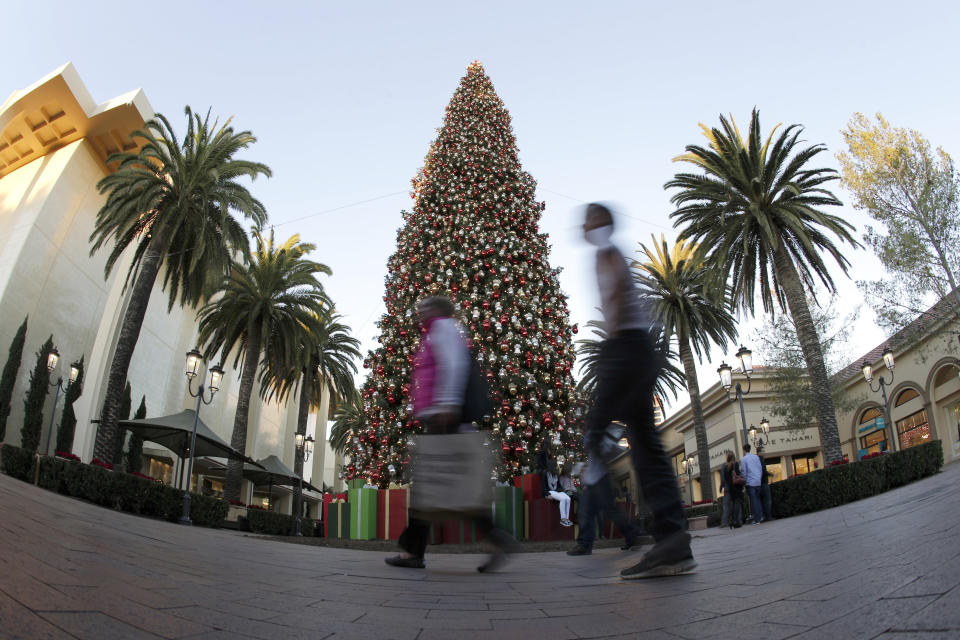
329, 392, 365, 456
634, 235, 738, 500
89, 108, 270, 461
196, 228, 330, 502
575, 319, 685, 410
667, 109, 859, 463
260, 310, 360, 512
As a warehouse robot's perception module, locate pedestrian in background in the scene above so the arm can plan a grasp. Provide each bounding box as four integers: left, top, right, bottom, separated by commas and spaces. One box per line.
720, 451, 744, 529
740, 443, 764, 524
581, 203, 695, 579
758, 447, 774, 522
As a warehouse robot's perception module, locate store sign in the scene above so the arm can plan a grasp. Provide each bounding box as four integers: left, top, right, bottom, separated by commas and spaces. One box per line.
684, 438, 737, 474
858, 417, 886, 433
764, 426, 820, 451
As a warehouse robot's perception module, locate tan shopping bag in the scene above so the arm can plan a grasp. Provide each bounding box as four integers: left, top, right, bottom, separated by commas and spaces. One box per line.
409, 431, 493, 521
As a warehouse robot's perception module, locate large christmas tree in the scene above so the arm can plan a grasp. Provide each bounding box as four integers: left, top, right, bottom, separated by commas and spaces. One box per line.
350, 62, 583, 486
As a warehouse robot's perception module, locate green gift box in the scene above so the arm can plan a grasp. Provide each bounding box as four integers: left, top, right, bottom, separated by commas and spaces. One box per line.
327, 501, 351, 539
493, 485, 523, 539
348, 487, 378, 540
346, 478, 366, 489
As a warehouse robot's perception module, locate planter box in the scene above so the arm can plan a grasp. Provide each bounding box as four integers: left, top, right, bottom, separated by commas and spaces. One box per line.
688, 515, 709, 531
226, 505, 248, 522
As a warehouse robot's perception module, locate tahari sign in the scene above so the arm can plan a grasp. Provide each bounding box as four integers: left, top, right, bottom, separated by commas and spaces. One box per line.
684, 437, 737, 474
763, 426, 820, 452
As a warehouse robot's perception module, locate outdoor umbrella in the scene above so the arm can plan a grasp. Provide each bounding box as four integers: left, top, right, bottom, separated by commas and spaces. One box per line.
207, 454, 321, 506
117, 409, 264, 486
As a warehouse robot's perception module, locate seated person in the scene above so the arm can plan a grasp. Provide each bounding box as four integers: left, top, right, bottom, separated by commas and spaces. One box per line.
539, 442, 572, 526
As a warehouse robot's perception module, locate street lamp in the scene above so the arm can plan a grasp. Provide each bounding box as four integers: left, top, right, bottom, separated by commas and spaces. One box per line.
44, 348, 81, 456
181, 348, 224, 525
294, 432, 316, 536
718, 344, 757, 445
681, 455, 695, 505
748, 417, 771, 450
862, 346, 897, 452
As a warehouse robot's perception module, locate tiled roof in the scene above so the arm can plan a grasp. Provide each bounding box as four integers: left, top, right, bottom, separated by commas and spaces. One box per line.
835, 291, 959, 384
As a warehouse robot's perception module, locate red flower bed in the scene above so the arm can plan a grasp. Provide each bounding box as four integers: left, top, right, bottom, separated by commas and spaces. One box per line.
90, 458, 114, 470
862, 451, 887, 460
828, 459, 850, 467
247, 504, 268, 511
228, 499, 246, 507
130, 471, 160, 483
55, 451, 81, 462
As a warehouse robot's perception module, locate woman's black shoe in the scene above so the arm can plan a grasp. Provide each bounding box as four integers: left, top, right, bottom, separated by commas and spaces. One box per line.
385, 555, 425, 569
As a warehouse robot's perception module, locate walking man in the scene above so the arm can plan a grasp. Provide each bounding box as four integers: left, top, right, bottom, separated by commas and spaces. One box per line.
582, 203, 695, 579
567, 456, 638, 556
740, 443, 764, 523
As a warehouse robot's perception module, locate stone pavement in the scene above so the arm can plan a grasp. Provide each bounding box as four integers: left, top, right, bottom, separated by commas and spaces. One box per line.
1, 465, 959, 640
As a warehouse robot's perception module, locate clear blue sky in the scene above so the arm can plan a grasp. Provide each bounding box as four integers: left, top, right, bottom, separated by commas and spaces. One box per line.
5, 1, 958, 415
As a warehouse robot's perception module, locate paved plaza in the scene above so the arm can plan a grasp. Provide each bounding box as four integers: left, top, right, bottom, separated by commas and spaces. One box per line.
1, 465, 959, 640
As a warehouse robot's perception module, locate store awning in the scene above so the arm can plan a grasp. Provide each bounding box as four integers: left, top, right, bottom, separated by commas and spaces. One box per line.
117, 409, 263, 468
207, 454, 320, 493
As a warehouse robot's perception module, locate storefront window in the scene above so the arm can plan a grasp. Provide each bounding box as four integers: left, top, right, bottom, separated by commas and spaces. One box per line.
952, 404, 960, 442
761, 456, 783, 483
897, 409, 930, 449
671, 451, 685, 477
859, 429, 889, 455
792, 453, 818, 476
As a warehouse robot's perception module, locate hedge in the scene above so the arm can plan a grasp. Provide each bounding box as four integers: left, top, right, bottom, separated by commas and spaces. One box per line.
247, 508, 316, 536
1, 444, 227, 527
770, 439, 943, 518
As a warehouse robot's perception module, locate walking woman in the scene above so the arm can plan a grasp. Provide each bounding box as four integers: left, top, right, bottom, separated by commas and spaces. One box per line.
721, 451, 745, 529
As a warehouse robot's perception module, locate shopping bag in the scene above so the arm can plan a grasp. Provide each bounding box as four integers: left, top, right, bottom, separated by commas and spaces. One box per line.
410, 431, 492, 520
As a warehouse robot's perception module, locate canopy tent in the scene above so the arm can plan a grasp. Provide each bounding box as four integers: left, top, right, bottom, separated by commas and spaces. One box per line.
118, 409, 264, 487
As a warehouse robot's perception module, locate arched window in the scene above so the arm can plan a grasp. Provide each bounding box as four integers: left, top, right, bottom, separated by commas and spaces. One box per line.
895, 388, 920, 407
933, 364, 960, 388
858, 407, 888, 457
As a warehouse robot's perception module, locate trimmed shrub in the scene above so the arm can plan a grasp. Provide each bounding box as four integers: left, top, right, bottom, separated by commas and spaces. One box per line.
0, 316, 27, 442
21, 336, 54, 453
5, 446, 227, 528
770, 440, 943, 518
247, 509, 316, 536
1, 444, 35, 480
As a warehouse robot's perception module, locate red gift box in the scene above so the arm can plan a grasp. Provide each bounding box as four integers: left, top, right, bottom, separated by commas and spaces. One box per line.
525, 498, 574, 541
513, 473, 542, 503
441, 519, 477, 544
322, 492, 347, 537
377, 489, 408, 540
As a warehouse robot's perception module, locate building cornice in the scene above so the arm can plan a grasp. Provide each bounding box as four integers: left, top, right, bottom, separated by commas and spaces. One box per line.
0, 63, 154, 179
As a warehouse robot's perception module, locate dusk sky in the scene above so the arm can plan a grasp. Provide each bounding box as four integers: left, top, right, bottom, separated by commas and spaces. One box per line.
4, 1, 957, 415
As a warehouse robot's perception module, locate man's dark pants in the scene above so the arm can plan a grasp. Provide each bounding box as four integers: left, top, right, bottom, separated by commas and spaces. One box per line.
577, 474, 636, 550
586, 329, 685, 542
746, 485, 763, 523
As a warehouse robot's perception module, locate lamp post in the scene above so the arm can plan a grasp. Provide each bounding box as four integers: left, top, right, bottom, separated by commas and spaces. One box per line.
748, 417, 771, 450
862, 346, 897, 452
681, 455, 695, 505
181, 348, 224, 525
294, 432, 315, 536
718, 345, 756, 446
44, 348, 81, 456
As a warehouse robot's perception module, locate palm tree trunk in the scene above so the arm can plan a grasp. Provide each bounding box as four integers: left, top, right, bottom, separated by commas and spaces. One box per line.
678, 329, 714, 501
93, 228, 170, 461
772, 242, 844, 464
293, 367, 311, 518
224, 321, 262, 502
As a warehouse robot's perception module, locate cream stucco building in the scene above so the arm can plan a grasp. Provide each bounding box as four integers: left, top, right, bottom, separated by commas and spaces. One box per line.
0, 65, 345, 515
610, 306, 960, 505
